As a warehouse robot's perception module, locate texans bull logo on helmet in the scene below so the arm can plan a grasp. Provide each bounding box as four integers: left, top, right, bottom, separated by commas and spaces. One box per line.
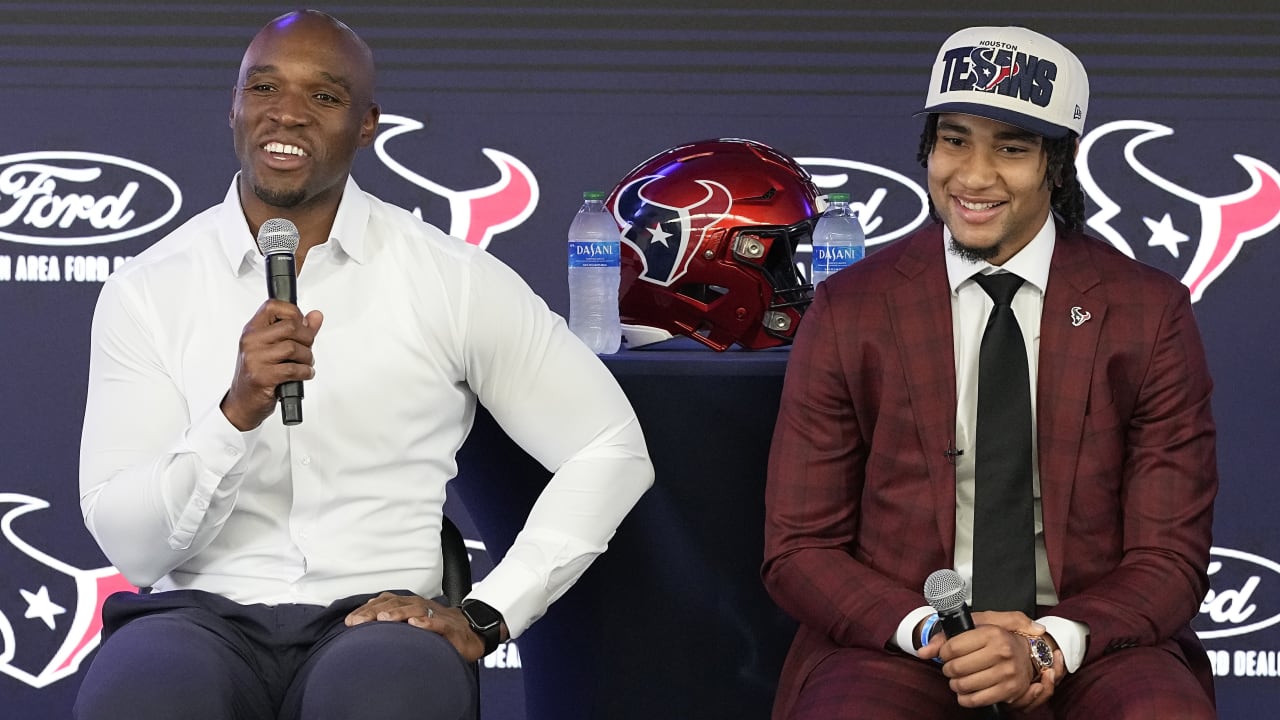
613, 175, 733, 287
1078, 119, 1280, 302
1, 493, 135, 688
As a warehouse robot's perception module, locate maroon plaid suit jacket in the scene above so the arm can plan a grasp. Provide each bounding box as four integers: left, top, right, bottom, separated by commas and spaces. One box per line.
762, 222, 1217, 718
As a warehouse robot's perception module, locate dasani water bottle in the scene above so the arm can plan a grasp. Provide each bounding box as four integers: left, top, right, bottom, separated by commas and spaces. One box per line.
810, 192, 865, 285
567, 191, 622, 354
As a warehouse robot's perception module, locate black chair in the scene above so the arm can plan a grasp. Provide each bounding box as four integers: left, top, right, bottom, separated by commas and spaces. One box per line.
440, 515, 473, 604
440, 515, 481, 714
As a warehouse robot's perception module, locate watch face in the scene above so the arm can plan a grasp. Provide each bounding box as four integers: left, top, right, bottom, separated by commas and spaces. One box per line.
462, 600, 502, 631
1029, 637, 1054, 669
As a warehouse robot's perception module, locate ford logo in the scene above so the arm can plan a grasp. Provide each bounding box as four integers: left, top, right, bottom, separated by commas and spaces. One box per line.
797, 157, 929, 246
1195, 546, 1280, 639
0, 151, 182, 247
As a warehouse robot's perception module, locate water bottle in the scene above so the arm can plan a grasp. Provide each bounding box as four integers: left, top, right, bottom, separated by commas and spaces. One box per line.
567, 191, 622, 354
810, 192, 865, 285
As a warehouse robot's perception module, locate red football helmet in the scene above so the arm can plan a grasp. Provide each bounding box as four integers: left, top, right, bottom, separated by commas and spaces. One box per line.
605, 138, 820, 351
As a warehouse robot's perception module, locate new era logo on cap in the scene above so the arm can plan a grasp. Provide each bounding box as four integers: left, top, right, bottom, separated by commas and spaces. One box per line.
919, 26, 1089, 139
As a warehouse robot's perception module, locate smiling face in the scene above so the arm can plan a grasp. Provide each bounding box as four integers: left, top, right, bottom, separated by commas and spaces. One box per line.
927, 113, 1053, 266
229, 11, 379, 227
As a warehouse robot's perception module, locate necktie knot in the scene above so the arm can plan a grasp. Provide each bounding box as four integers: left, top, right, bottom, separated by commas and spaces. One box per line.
973, 272, 1024, 306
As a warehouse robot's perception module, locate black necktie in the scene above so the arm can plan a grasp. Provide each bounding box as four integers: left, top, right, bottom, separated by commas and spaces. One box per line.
970, 272, 1036, 619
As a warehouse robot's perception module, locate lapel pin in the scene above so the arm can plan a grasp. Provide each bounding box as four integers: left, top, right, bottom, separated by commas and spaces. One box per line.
1070, 306, 1092, 327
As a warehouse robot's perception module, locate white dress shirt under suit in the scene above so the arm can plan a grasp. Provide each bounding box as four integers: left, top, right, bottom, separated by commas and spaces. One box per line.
892, 215, 1088, 672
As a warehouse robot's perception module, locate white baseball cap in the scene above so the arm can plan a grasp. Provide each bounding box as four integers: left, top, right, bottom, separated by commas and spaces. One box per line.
918, 26, 1089, 139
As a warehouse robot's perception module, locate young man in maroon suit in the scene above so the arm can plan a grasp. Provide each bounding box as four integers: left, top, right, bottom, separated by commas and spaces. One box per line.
763, 26, 1217, 719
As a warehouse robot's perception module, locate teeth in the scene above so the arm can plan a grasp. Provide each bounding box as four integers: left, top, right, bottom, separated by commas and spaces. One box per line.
263, 142, 307, 157
959, 199, 1000, 211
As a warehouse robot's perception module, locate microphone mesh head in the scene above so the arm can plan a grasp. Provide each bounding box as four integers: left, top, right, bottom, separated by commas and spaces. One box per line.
923, 569, 968, 614
257, 218, 300, 255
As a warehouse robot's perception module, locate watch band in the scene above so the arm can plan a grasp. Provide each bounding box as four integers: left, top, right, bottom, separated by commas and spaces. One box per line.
459, 598, 503, 656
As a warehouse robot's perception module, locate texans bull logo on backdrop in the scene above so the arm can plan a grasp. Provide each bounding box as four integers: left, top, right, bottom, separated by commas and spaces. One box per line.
1078, 119, 1280, 302
1, 493, 134, 688
372, 114, 539, 250
611, 175, 733, 286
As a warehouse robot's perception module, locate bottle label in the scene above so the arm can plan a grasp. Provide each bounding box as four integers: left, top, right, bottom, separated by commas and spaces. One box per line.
812, 245, 865, 273
568, 241, 620, 268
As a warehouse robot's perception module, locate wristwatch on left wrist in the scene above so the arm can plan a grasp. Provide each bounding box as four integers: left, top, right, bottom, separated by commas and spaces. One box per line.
459, 599, 504, 656
1015, 631, 1055, 678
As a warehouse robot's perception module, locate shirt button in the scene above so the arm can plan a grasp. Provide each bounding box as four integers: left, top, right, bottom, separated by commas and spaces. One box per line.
301, 456, 311, 466
224, 446, 237, 457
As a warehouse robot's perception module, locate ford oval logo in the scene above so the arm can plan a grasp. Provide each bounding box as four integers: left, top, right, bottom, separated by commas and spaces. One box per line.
1195, 546, 1280, 639
0, 151, 182, 247
797, 157, 929, 246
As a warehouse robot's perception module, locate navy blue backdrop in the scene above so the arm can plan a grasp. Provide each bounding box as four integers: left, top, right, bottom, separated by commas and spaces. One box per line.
1, 2, 1278, 718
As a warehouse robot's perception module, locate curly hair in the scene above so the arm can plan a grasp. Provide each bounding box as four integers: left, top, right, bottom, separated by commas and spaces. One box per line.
916, 114, 1085, 231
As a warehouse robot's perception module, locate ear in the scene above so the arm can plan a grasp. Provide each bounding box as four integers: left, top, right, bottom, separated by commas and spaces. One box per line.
228, 86, 238, 129
357, 102, 381, 148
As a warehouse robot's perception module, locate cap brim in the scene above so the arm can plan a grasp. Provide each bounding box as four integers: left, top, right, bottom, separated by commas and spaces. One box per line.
916, 102, 1072, 139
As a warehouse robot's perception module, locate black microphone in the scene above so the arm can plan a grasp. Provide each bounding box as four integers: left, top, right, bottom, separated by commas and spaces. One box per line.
256, 218, 303, 426
923, 569, 1003, 718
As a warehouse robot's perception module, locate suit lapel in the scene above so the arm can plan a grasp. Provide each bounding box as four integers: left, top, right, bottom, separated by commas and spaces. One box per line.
1037, 230, 1104, 587
886, 226, 961, 558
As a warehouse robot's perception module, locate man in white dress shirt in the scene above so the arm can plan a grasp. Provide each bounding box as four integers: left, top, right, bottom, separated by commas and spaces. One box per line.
75, 10, 652, 720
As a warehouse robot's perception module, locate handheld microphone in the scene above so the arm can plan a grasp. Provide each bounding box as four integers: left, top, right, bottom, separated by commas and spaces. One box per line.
256, 218, 303, 426
923, 569, 1002, 718
924, 568, 976, 637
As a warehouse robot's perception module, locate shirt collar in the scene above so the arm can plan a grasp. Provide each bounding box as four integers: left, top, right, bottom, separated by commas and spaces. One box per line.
944, 214, 1056, 295
216, 174, 372, 277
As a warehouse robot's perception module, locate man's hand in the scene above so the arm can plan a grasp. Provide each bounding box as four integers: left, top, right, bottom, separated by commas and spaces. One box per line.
345, 591, 500, 663
973, 612, 1066, 713
917, 610, 1060, 710
221, 300, 323, 431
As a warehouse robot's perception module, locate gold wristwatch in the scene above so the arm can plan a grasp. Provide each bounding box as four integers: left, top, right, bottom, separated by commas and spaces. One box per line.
1014, 630, 1055, 677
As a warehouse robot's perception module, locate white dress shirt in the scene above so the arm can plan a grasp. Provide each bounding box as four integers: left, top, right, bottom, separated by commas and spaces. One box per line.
894, 216, 1087, 673
79, 176, 654, 639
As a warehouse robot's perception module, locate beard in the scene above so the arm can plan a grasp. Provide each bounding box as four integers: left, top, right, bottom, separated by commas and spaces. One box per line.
948, 236, 1002, 264
253, 182, 307, 209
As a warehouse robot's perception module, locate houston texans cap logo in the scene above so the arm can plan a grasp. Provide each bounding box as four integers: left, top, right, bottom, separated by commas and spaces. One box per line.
1078, 119, 1280, 302
612, 175, 733, 286
0, 493, 135, 688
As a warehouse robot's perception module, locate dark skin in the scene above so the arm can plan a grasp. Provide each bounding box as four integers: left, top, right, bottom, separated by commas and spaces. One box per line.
218, 10, 507, 662
917, 611, 1066, 711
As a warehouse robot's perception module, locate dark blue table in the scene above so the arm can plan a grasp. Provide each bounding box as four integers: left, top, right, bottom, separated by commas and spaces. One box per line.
454, 341, 795, 719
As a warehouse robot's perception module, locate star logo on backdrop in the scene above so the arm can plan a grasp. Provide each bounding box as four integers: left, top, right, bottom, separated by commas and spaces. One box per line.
1, 492, 138, 688
1143, 213, 1190, 258
20, 586, 65, 630
1078, 119, 1280, 302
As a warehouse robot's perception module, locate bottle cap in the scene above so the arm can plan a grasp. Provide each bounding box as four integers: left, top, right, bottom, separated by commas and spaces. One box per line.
583, 191, 607, 200
827, 192, 851, 202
